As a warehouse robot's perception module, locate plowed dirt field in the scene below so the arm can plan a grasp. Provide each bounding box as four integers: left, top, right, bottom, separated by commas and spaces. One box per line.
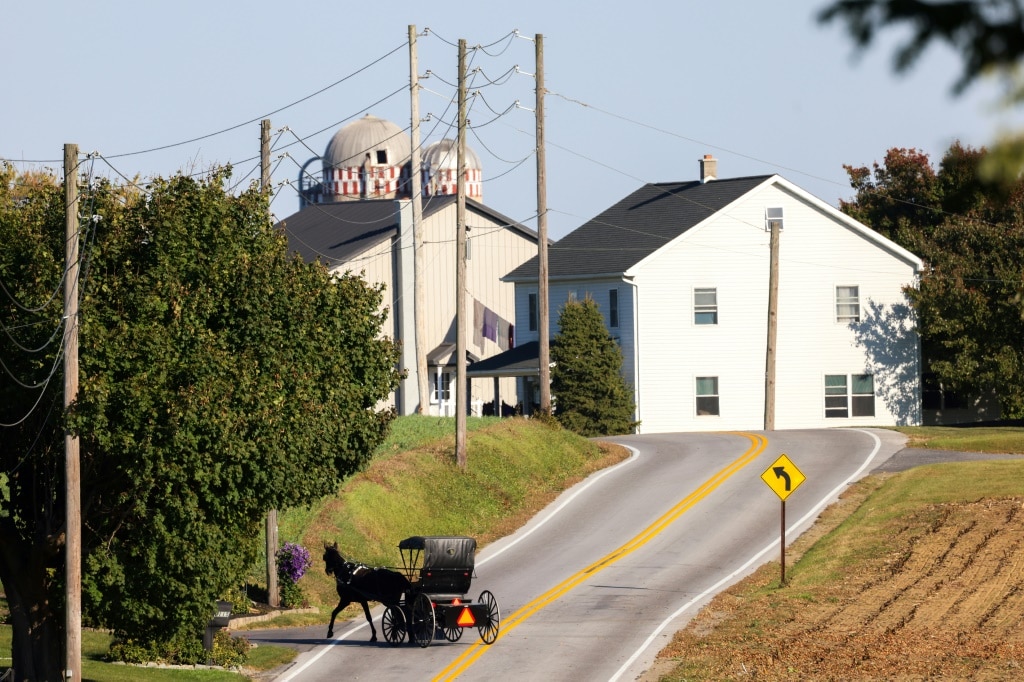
651, 483, 1024, 680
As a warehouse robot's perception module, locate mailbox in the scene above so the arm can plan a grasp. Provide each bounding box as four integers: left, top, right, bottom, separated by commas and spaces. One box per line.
203, 600, 233, 651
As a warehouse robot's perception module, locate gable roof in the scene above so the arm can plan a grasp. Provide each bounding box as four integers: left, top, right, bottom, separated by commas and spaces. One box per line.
505, 175, 773, 281
278, 199, 399, 266
277, 196, 541, 267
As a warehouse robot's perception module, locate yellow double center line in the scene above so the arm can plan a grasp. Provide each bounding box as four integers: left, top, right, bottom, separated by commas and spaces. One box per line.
433, 432, 768, 681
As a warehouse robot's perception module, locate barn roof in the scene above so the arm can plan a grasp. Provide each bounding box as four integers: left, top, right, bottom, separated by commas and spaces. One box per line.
277, 195, 540, 267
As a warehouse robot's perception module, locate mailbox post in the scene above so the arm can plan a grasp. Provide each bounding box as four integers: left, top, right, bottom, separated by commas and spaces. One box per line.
204, 600, 233, 653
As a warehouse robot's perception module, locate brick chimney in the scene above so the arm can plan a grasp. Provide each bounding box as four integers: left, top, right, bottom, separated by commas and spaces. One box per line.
699, 154, 717, 183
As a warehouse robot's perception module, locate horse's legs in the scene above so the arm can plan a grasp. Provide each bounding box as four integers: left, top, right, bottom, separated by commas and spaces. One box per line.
327, 599, 349, 638
360, 599, 377, 642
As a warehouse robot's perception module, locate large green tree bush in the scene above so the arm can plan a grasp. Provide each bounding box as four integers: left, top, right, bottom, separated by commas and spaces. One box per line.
0, 163, 400, 677
840, 143, 1024, 416
550, 297, 638, 437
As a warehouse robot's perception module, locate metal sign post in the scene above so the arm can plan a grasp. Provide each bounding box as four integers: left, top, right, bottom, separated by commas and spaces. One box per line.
761, 454, 806, 585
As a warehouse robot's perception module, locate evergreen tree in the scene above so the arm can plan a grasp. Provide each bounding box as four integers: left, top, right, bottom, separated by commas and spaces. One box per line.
550, 297, 638, 437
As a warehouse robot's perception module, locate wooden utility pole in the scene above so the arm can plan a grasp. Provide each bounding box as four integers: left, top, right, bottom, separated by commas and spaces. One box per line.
455, 39, 468, 468
536, 34, 551, 415
409, 25, 429, 413
64, 142, 82, 682
764, 217, 780, 431
261, 120, 279, 607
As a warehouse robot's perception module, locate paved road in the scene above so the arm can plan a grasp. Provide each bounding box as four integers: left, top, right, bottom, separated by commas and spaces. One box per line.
246, 430, 1014, 681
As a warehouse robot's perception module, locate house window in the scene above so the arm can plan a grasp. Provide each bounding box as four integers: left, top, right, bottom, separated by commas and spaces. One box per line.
694, 288, 718, 325
836, 286, 860, 323
609, 288, 619, 328
825, 374, 875, 418
528, 293, 538, 332
432, 372, 451, 403
696, 376, 720, 416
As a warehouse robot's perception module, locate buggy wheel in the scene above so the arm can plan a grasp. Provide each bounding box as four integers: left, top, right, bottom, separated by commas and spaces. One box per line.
411, 593, 435, 648
442, 617, 464, 642
382, 605, 406, 645
476, 590, 500, 644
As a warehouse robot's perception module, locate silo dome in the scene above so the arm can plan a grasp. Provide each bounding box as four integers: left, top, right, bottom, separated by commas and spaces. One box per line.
422, 139, 483, 200
324, 114, 411, 169
320, 114, 412, 202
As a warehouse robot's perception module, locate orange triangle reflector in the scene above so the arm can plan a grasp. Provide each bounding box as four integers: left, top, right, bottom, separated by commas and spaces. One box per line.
456, 606, 476, 627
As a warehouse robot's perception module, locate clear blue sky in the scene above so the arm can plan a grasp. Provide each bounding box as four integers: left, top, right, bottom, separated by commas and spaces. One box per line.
5, 1, 1020, 240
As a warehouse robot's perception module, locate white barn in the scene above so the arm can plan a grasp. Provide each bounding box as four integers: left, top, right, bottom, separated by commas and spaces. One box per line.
281, 114, 539, 417
501, 161, 923, 433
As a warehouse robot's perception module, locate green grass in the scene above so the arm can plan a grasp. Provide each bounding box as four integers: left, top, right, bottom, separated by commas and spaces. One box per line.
893, 425, 1024, 453
290, 417, 621, 609
274, 415, 503, 548
0, 624, 279, 681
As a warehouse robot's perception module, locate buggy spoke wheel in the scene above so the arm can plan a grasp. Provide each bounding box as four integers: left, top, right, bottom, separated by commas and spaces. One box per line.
476, 590, 500, 644
382, 605, 406, 645
411, 593, 435, 648
442, 620, 464, 642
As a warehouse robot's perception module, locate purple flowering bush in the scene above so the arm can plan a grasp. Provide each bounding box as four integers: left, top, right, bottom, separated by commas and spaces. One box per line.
276, 542, 312, 607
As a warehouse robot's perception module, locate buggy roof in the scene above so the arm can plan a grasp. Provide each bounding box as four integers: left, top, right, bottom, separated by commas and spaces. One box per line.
399, 536, 477, 569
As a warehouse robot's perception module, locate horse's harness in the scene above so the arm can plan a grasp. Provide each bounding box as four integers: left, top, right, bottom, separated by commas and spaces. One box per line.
342, 560, 371, 583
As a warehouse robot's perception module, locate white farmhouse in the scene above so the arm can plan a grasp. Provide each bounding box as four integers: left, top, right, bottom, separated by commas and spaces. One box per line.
500, 157, 924, 432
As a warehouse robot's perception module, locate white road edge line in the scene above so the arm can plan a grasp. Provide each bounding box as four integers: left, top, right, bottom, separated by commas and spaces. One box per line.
279, 442, 641, 680
477, 443, 641, 567
608, 429, 883, 682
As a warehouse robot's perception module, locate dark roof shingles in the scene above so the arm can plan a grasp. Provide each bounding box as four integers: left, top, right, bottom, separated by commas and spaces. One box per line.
507, 175, 772, 280
278, 200, 399, 266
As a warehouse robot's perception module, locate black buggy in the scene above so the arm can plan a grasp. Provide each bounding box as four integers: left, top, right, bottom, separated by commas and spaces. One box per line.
381, 535, 500, 648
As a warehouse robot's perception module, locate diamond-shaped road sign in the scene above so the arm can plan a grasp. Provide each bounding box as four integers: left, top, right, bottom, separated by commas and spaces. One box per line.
761, 454, 806, 501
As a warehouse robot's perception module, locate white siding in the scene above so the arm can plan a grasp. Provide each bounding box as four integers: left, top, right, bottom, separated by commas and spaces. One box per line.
415, 203, 536, 414
631, 180, 920, 433
514, 278, 638, 413
329, 201, 537, 415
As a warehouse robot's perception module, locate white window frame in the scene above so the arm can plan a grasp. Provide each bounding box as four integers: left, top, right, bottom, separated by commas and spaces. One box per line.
824, 373, 875, 418
431, 370, 452, 404
836, 285, 860, 323
695, 376, 720, 416
694, 287, 718, 325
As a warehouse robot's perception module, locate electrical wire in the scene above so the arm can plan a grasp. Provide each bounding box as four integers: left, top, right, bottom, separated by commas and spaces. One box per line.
102, 42, 407, 161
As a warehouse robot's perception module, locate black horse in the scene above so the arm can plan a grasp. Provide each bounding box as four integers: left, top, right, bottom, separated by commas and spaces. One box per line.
323, 542, 411, 641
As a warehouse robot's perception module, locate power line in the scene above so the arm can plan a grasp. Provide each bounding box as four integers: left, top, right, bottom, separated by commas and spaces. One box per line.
4, 42, 407, 166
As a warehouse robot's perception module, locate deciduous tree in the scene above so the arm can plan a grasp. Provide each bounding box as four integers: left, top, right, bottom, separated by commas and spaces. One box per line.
0, 164, 401, 676
840, 144, 1024, 417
